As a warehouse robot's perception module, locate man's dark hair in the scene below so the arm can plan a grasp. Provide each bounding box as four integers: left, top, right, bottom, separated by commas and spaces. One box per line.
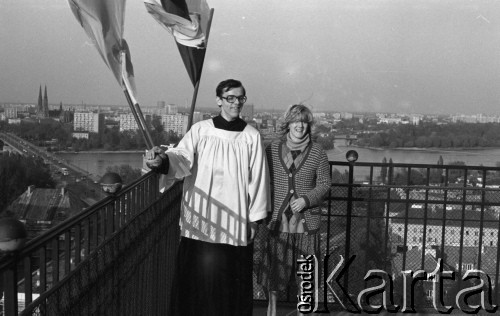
215, 79, 246, 97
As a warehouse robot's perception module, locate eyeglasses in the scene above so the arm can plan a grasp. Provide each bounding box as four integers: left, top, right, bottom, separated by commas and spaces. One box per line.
220, 95, 247, 104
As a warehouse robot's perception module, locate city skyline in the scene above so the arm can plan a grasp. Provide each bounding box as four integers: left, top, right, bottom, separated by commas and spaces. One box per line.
1, 0, 500, 115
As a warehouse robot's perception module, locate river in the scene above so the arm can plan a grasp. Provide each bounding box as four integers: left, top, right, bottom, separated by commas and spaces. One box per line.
327, 144, 500, 166
57, 144, 500, 179
58, 151, 146, 179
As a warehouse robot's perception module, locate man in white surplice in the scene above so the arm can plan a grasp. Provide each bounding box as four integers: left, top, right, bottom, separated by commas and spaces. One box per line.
146, 79, 270, 316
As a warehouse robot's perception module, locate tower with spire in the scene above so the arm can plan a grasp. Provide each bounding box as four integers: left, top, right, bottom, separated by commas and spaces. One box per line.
37, 85, 49, 118
43, 86, 49, 117
37, 85, 43, 116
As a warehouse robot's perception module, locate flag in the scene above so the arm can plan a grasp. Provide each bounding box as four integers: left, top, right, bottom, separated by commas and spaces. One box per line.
68, 0, 137, 98
68, 0, 153, 147
144, 0, 212, 86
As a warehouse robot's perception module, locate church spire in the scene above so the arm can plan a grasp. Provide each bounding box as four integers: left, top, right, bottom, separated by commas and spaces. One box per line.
38, 85, 43, 114
43, 85, 49, 117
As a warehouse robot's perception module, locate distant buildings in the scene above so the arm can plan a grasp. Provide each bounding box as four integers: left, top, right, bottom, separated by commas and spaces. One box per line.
161, 114, 189, 136
167, 104, 178, 115
378, 117, 404, 124
59, 105, 73, 123
192, 111, 204, 125
73, 111, 104, 134
8, 88, 500, 143
72, 132, 89, 139
119, 113, 139, 132
254, 117, 276, 134
241, 104, 254, 121
155, 103, 178, 116
388, 185, 500, 290
5, 107, 17, 119
374, 113, 424, 125
7, 185, 87, 240
411, 115, 422, 125
390, 207, 499, 249
119, 113, 152, 132
341, 112, 353, 120
452, 113, 500, 124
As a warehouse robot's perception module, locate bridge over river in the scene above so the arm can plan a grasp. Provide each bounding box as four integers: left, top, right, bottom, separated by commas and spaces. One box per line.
0, 132, 100, 183
334, 134, 358, 146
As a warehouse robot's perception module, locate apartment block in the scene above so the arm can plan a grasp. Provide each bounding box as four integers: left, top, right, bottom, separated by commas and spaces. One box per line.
73, 111, 104, 133
5, 107, 18, 119
119, 113, 139, 132
161, 114, 189, 136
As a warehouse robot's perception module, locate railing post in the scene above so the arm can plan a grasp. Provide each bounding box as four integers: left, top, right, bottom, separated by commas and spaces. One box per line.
2, 257, 18, 316
343, 150, 358, 303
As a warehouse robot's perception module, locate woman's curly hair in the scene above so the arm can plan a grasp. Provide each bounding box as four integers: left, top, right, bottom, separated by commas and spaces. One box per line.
278, 104, 315, 137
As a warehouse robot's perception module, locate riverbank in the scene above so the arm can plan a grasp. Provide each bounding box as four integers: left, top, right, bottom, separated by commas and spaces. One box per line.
349, 144, 500, 153
329, 144, 500, 167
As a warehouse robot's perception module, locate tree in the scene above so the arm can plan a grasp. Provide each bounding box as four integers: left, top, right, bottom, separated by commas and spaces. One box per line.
0, 153, 55, 213
89, 133, 102, 149
380, 157, 387, 184
166, 131, 181, 144
350, 122, 500, 149
370, 134, 384, 147
429, 155, 445, 184
393, 168, 426, 185
152, 116, 164, 133
316, 134, 335, 150
331, 168, 349, 184
448, 161, 466, 183
388, 158, 394, 184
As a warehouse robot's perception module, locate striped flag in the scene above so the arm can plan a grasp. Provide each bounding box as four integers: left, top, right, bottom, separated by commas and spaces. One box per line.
144, 0, 212, 86
68, 0, 137, 98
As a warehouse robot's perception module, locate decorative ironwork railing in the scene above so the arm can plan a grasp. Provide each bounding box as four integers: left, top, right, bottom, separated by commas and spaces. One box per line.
254, 160, 500, 313
0, 172, 182, 316
3, 159, 500, 314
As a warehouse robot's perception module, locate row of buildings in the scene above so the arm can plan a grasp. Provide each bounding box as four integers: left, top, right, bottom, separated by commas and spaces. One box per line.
1, 86, 270, 139
7, 86, 500, 145
70, 106, 260, 139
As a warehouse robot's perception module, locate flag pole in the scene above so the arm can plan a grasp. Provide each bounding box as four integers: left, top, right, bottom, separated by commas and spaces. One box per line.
187, 8, 215, 131
123, 89, 154, 148
121, 51, 154, 149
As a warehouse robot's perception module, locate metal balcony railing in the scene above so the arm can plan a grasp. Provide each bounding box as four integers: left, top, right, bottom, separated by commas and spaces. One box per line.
3, 159, 500, 314
0, 172, 182, 316
253, 160, 500, 313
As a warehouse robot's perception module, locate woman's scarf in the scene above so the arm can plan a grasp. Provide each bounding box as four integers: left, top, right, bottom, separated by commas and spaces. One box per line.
279, 131, 310, 233
286, 132, 310, 151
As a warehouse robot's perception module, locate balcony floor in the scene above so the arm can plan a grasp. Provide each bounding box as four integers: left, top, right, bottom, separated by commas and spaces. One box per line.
252, 302, 469, 315
253, 301, 296, 316
252, 301, 354, 315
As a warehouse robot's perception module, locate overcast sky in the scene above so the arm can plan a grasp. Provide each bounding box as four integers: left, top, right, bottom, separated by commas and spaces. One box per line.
1, 0, 500, 115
